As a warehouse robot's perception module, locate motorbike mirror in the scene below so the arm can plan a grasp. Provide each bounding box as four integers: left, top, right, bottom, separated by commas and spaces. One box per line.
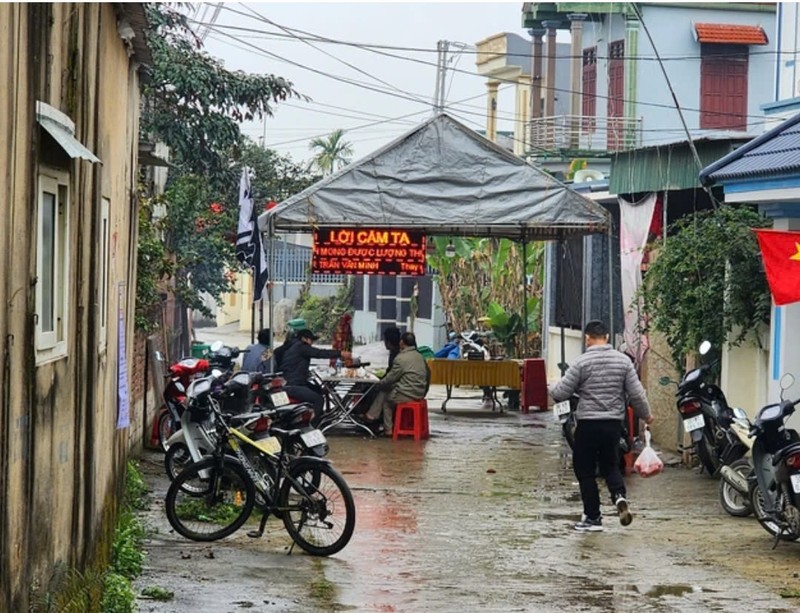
658, 376, 672, 386
698, 341, 711, 356
211, 368, 223, 379
154, 350, 164, 362
209, 340, 224, 352
779, 373, 795, 396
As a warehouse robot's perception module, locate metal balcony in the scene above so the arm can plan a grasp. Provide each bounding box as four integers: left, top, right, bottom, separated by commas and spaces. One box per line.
527, 115, 643, 156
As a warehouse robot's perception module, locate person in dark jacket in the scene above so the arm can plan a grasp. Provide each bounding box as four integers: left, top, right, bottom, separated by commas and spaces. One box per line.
383, 326, 401, 371
282, 328, 352, 422
549, 320, 653, 532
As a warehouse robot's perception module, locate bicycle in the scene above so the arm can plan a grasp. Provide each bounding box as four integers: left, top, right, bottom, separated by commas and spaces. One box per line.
164, 398, 356, 556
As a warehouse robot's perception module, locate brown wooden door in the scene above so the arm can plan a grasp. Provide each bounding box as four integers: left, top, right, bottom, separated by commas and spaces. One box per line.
700, 44, 748, 130
607, 40, 625, 150
582, 46, 597, 133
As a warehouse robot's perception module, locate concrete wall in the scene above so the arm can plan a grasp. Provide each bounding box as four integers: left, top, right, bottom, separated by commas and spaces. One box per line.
0, 4, 144, 608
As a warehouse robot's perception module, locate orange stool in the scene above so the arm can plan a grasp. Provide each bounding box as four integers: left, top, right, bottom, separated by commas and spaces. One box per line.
392, 399, 430, 441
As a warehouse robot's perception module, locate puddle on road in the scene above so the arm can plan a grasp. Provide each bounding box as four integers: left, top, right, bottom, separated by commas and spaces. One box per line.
136, 401, 800, 613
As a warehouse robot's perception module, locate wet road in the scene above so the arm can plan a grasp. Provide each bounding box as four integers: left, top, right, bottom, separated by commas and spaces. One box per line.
134, 391, 800, 612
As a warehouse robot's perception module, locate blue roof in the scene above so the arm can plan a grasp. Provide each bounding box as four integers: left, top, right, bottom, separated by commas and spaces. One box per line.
700, 111, 800, 185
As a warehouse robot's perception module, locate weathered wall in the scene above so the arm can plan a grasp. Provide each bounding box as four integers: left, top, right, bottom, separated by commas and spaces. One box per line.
0, 4, 144, 609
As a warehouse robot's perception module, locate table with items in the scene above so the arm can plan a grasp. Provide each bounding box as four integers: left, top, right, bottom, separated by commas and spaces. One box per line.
314, 369, 380, 436
427, 358, 521, 412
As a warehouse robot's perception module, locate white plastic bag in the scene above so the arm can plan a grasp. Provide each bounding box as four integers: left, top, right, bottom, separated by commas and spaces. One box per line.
634, 428, 663, 478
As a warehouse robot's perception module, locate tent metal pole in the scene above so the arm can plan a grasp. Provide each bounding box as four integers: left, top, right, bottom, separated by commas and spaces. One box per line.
557, 235, 566, 376
522, 235, 528, 358
268, 217, 275, 354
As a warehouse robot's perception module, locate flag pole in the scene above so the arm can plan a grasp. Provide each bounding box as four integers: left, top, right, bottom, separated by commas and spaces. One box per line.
268, 214, 275, 356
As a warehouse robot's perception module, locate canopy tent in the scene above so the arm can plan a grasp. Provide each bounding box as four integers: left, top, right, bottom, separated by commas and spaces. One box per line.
258, 113, 610, 239
257, 113, 612, 361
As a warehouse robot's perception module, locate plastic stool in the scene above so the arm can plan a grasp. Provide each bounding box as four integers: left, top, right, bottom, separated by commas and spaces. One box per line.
392, 399, 430, 441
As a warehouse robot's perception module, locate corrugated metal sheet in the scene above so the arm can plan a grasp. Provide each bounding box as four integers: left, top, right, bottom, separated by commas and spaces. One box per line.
701, 114, 800, 183
610, 139, 746, 194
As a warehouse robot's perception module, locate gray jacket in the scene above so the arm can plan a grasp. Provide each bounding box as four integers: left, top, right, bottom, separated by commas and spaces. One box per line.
549, 344, 651, 422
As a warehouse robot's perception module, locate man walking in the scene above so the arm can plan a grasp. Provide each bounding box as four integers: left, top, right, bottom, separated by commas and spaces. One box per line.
549, 320, 653, 532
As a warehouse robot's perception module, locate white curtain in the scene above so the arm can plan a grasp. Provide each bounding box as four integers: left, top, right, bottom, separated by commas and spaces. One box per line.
618, 193, 657, 368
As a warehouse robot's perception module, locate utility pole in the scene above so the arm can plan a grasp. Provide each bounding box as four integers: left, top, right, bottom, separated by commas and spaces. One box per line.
432, 40, 450, 113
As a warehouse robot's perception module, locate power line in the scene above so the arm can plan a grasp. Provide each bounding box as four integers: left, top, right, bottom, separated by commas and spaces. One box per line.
236, 3, 431, 108
197, 10, 786, 63
204, 10, 775, 124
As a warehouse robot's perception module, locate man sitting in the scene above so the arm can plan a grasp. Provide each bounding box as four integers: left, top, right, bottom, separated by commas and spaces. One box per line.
360, 332, 430, 435
281, 328, 352, 424
242, 328, 272, 373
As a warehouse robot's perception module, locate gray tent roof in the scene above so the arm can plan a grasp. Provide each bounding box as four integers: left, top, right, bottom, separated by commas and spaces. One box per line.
260, 113, 610, 240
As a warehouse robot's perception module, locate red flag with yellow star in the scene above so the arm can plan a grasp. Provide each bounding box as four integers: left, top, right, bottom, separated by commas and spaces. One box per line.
754, 229, 800, 306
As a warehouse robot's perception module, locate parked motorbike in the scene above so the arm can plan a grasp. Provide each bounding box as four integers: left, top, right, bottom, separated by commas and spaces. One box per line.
720, 374, 800, 545
164, 369, 327, 487
434, 330, 490, 360
156, 355, 210, 452
716, 411, 754, 517
661, 341, 750, 477
156, 341, 242, 451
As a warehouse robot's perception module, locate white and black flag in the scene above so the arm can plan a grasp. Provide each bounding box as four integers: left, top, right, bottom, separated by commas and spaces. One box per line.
235, 167, 268, 303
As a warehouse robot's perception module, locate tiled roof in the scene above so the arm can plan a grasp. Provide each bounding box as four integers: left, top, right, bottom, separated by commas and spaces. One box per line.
694, 23, 768, 45
700, 112, 800, 185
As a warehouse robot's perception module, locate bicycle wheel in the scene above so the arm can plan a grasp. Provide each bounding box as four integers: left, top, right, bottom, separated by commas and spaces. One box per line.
280, 461, 355, 556
165, 457, 255, 542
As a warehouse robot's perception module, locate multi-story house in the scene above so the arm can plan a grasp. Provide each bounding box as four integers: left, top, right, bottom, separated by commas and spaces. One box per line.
505, 3, 776, 394
700, 2, 800, 420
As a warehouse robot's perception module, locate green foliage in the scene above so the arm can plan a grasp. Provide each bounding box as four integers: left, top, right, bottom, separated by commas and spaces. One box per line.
100, 573, 135, 613
297, 280, 355, 342
641, 206, 771, 371
135, 5, 318, 331
135, 192, 173, 332
427, 237, 545, 357
142, 4, 301, 185
309, 129, 354, 175
141, 586, 175, 602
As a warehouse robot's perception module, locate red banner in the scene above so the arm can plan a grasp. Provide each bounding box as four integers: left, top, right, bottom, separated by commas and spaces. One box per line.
754, 228, 800, 306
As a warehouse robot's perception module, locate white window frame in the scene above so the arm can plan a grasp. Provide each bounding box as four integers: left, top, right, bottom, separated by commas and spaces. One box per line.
36, 169, 70, 362
98, 197, 110, 350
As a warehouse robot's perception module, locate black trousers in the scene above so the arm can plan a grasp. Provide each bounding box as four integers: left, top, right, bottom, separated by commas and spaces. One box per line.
573, 419, 625, 520
284, 384, 325, 423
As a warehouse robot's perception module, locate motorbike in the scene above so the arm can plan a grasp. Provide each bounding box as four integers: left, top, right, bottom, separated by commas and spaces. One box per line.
164, 369, 328, 486
716, 411, 754, 517
155, 340, 241, 452
155, 355, 210, 452
434, 331, 490, 360
661, 341, 750, 477
720, 374, 800, 545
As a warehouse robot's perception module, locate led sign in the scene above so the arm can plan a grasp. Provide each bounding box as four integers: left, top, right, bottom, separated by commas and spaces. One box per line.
312, 228, 426, 276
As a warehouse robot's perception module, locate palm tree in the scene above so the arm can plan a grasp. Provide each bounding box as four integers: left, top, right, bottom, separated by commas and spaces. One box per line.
308, 129, 354, 175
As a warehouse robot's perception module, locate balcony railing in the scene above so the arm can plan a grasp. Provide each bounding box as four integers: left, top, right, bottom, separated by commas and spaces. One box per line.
527, 115, 642, 156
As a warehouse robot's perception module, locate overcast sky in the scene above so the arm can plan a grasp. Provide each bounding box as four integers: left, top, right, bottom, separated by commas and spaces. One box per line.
195, 2, 532, 164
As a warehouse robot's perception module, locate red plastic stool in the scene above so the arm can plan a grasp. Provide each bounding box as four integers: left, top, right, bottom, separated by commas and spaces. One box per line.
392, 399, 430, 441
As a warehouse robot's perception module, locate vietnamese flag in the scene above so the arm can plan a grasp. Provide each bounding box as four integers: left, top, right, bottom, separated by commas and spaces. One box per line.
754, 229, 800, 306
